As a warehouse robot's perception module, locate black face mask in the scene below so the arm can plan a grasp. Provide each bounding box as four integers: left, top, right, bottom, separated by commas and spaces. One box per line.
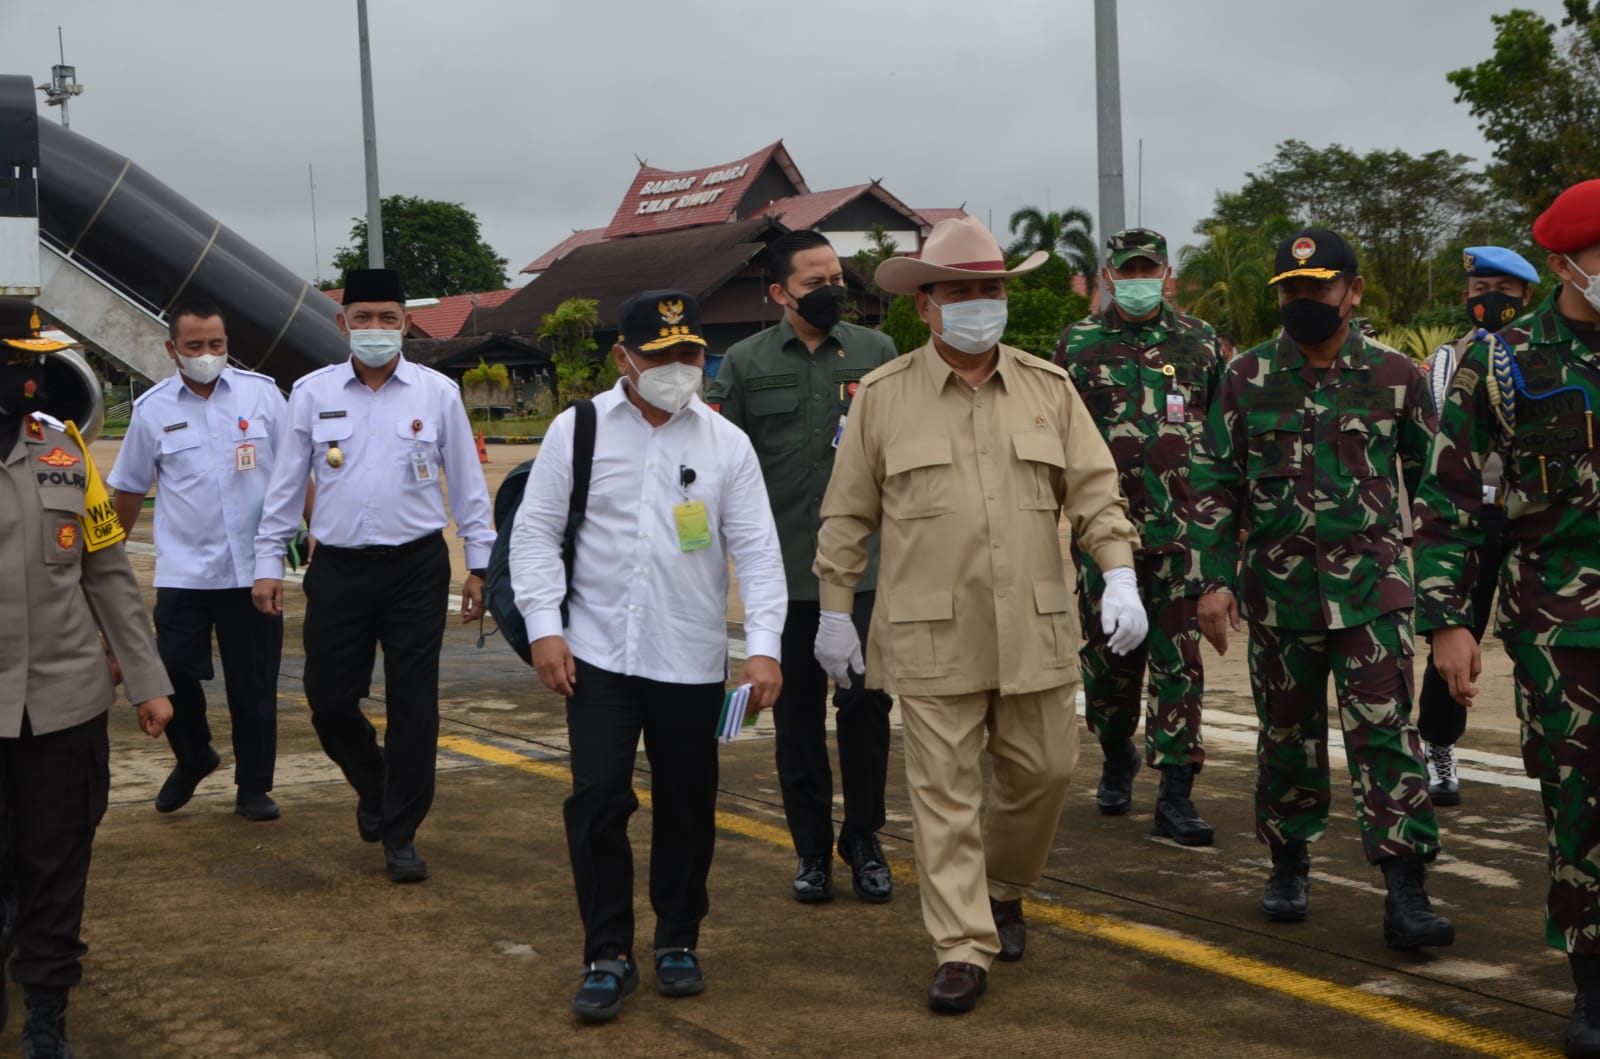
786, 284, 846, 331
1279, 297, 1348, 347
1467, 291, 1524, 332
0, 356, 46, 418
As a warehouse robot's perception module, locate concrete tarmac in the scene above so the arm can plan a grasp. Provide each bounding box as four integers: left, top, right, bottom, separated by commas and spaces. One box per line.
11, 443, 1570, 1058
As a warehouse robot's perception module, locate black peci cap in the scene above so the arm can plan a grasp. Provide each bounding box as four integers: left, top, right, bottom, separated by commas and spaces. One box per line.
1269, 229, 1359, 285
341, 268, 407, 305
616, 289, 707, 354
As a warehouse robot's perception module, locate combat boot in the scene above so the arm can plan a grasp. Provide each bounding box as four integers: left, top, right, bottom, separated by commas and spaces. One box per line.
1261, 840, 1309, 922
1152, 764, 1215, 846
1566, 953, 1600, 1056
1380, 855, 1455, 949
21, 987, 73, 1059
1095, 738, 1141, 816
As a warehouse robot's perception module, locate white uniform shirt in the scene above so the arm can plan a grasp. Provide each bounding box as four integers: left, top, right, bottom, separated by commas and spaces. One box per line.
509, 380, 787, 685
253, 356, 495, 578
108, 368, 287, 590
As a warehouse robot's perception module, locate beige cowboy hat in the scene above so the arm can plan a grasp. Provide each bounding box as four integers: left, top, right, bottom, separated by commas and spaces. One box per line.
875, 216, 1049, 295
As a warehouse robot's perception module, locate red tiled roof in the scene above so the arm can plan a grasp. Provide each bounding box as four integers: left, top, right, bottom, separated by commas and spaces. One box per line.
916, 207, 970, 226
520, 227, 607, 275
601, 141, 807, 240
754, 184, 872, 230
319, 288, 517, 338
408, 290, 518, 338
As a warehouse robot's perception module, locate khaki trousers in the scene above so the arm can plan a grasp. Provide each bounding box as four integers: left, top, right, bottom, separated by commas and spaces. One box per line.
899, 683, 1080, 969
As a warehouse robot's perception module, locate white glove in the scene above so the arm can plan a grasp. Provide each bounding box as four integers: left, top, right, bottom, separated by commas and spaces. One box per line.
814, 609, 864, 689
1100, 566, 1148, 656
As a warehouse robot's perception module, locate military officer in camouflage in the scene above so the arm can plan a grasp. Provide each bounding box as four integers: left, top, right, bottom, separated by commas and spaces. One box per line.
711, 230, 899, 905
1190, 229, 1453, 949
1415, 180, 1600, 1056
1054, 228, 1222, 845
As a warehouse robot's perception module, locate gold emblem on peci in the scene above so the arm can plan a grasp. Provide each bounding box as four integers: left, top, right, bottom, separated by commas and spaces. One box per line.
658, 299, 685, 326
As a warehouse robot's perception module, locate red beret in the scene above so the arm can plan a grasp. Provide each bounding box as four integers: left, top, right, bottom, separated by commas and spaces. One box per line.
1533, 179, 1600, 254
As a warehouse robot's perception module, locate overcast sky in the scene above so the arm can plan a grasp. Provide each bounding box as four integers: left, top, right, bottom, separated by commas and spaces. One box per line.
0, 1, 1569, 289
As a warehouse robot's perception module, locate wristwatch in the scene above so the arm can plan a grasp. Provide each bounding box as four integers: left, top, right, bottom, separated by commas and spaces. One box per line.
469, 567, 487, 579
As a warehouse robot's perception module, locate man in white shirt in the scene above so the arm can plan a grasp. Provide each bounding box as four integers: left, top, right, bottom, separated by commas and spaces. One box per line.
252, 268, 495, 884
109, 301, 290, 822
509, 289, 786, 1024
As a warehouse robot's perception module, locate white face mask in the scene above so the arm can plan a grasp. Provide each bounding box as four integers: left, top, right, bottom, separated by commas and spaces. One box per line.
929, 295, 1008, 355
625, 349, 702, 413
1565, 255, 1600, 315
349, 328, 404, 367
177, 352, 226, 385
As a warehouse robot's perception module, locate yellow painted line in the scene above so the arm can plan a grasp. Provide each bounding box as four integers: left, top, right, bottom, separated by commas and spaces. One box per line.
389, 723, 1558, 1057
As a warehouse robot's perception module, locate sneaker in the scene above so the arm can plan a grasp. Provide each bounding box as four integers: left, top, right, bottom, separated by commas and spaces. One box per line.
654, 948, 706, 997
571, 956, 638, 1022
1425, 743, 1460, 807
154, 747, 222, 813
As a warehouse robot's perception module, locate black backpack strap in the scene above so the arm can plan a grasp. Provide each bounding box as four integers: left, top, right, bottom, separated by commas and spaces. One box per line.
560, 399, 596, 627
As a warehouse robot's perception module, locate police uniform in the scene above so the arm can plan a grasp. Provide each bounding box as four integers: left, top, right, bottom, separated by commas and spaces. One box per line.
253, 270, 494, 881
1414, 181, 1600, 1055
1413, 245, 1538, 805
712, 309, 897, 902
815, 218, 1141, 1013
0, 298, 172, 1050
1190, 229, 1451, 946
108, 366, 287, 816
1054, 227, 1222, 843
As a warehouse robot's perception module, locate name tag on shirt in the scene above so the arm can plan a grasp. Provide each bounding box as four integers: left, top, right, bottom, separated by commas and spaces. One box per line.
411, 449, 434, 483
236, 443, 257, 472
674, 501, 711, 552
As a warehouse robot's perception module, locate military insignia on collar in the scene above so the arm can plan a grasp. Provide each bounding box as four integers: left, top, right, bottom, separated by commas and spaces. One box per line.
658, 299, 685, 326
1291, 237, 1316, 261
38, 446, 80, 468
56, 524, 77, 550
25, 417, 44, 441
1463, 251, 1476, 272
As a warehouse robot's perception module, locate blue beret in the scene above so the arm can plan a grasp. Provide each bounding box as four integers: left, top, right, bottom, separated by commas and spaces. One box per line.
1462, 246, 1538, 284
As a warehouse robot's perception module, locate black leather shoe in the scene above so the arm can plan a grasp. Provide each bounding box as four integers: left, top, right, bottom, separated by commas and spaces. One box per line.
572, 956, 637, 1022
792, 855, 834, 903
384, 843, 429, 883
235, 792, 280, 821
21, 988, 72, 1059
357, 792, 382, 844
928, 961, 987, 1014
1152, 764, 1215, 846
991, 898, 1025, 962
154, 747, 222, 813
1380, 855, 1454, 949
839, 834, 892, 904
1261, 840, 1310, 923
1095, 739, 1141, 816
1568, 955, 1600, 1056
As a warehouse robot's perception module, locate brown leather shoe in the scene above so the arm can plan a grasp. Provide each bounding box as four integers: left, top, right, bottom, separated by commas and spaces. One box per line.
990, 898, 1025, 962
928, 961, 988, 1014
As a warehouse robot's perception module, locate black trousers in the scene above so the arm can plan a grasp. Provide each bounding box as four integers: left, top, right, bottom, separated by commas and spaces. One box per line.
773, 594, 891, 857
302, 533, 449, 848
154, 587, 282, 794
1419, 505, 1508, 747
0, 713, 108, 991
564, 659, 723, 964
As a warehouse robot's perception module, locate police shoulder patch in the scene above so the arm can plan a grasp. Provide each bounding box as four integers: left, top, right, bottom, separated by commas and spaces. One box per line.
28, 410, 65, 433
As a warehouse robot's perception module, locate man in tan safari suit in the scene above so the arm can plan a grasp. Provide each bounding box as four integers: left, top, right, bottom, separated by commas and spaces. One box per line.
812, 218, 1144, 1013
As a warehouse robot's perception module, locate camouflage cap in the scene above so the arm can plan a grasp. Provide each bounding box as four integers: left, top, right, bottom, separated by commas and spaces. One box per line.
1107, 228, 1167, 268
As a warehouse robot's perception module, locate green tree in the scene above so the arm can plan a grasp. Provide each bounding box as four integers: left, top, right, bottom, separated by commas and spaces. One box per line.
333, 195, 510, 298
1177, 221, 1282, 347
883, 295, 930, 353
849, 224, 900, 318
537, 297, 602, 403
1193, 140, 1491, 325
1448, 3, 1600, 225
1006, 205, 1097, 295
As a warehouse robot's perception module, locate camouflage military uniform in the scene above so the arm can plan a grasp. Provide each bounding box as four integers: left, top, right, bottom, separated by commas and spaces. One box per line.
1415, 290, 1600, 952
1054, 303, 1222, 768
1190, 327, 1442, 863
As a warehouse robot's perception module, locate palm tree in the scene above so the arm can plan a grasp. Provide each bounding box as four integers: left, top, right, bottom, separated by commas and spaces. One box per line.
1176, 222, 1284, 348
1008, 205, 1097, 296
